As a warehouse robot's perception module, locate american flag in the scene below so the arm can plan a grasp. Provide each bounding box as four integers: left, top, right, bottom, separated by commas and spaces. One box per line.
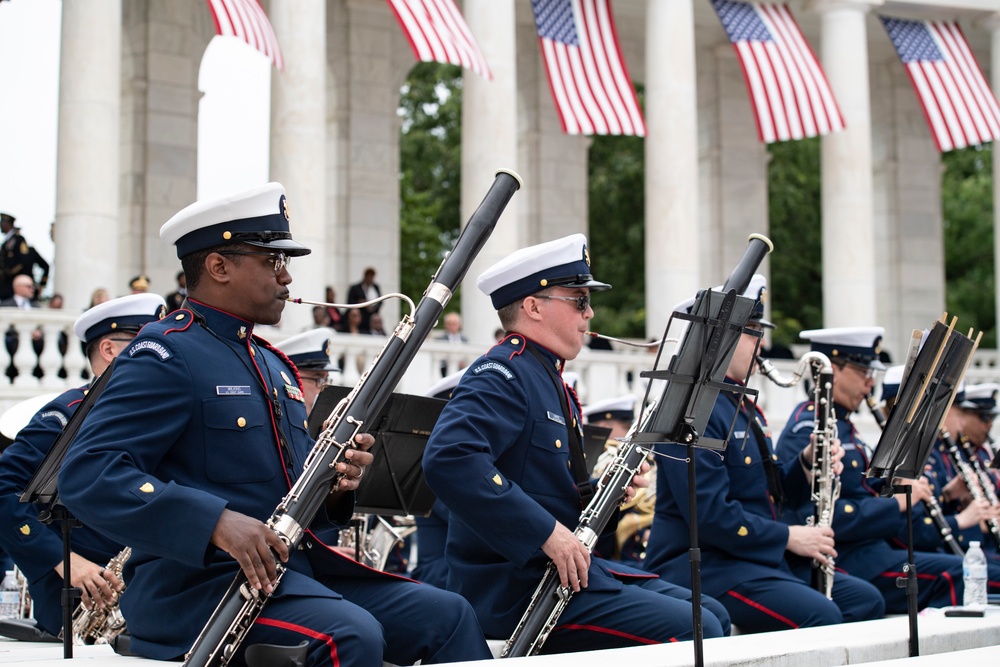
387, 0, 492, 80
205, 0, 284, 71
531, 0, 645, 136
880, 17, 1000, 152
711, 1, 844, 144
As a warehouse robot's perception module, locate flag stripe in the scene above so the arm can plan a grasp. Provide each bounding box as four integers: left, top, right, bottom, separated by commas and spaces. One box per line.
206, 0, 283, 70
711, 1, 844, 143
531, 0, 645, 136
881, 15, 1000, 152
387, 0, 492, 79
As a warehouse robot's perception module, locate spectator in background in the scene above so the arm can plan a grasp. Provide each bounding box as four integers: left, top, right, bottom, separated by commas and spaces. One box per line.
47, 294, 64, 310
1, 213, 48, 300
128, 274, 151, 294
2, 275, 42, 381
165, 270, 187, 312
324, 286, 345, 331
89, 288, 111, 309
436, 312, 467, 377
311, 306, 333, 329
348, 267, 381, 329
368, 312, 386, 336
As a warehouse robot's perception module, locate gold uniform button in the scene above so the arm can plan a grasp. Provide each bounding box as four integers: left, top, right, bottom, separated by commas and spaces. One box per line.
852, 460, 859, 468
175, 313, 185, 321
555, 439, 562, 449
772, 454, 778, 461
237, 417, 247, 428
744, 456, 752, 465
923, 517, 933, 525
304, 419, 309, 429
807, 405, 815, 411
737, 526, 749, 537
510, 338, 520, 346
844, 504, 855, 513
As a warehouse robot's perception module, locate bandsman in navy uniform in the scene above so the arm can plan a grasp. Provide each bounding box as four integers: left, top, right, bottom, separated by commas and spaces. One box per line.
777, 327, 968, 612
423, 234, 730, 653
0, 293, 167, 639
59, 184, 491, 666
644, 277, 884, 633
276, 329, 340, 416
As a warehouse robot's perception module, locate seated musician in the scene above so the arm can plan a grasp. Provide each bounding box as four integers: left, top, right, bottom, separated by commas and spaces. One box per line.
58, 184, 491, 666
644, 277, 884, 633
0, 293, 166, 639
423, 234, 731, 653
777, 327, 969, 612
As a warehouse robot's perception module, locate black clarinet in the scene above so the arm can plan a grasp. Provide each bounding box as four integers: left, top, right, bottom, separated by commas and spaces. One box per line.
865, 396, 962, 557
941, 429, 1000, 551
501, 233, 773, 658
184, 169, 521, 667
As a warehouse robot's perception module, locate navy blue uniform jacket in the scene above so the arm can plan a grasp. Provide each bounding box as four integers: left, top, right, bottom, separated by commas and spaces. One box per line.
0, 387, 124, 635
777, 401, 905, 581
58, 301, 398, 659
645, 380, 809, 594
422, 334, 650, 639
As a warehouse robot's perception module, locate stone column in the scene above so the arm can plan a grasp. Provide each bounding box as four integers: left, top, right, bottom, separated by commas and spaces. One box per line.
815, 0, 877, 326
645, 0, 699, 339
268, 0, 327, 334
53, 0, 122, 311
459, 0, 521, 345
987, 15, 1000, 350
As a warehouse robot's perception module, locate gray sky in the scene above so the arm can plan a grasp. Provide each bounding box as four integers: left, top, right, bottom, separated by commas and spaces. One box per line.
0, 0, 270, 295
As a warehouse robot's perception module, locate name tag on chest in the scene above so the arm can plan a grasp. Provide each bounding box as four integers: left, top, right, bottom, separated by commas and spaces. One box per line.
217, 385, 252, 396
547, 411, 565, 425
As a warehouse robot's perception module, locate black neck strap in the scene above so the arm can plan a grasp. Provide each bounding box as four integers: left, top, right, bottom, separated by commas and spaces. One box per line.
526, 343, 594, 506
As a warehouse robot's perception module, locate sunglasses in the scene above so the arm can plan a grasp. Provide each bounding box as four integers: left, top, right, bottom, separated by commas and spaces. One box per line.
535, 294, 591, 313
220, 250, 290, 276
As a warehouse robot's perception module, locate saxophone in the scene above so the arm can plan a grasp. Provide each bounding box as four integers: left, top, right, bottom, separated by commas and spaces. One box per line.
71, 547, 131, 645
338, 515, 416, 571
757, 353, 839, 598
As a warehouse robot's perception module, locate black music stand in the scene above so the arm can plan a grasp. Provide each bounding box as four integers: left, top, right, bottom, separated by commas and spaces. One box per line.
632, 287, 761, 667
18, 361, 117, 659
582, 425, 613, 476
867, 320, 975, 657
308, 386, 440, 517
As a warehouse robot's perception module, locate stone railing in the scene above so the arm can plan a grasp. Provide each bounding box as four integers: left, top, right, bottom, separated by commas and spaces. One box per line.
3, 316, 1000, 445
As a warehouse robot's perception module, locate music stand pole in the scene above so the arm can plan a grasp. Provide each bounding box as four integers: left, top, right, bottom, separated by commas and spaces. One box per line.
686, 440, 704, 667
46, 507, 81, 659
896, 484, 919, 657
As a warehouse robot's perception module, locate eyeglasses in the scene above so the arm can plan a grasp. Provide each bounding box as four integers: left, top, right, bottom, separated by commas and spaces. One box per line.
976, 412, 995, 424
844, 362, 880, 380
220, 250, 290, 276
534, 294, 591, 313
299, 373, 329, 389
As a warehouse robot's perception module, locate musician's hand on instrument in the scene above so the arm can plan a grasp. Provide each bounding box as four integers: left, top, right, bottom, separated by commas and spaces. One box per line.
623, 461, 651, 503
942, 475, 972, 505
57, 553, 119, 610
830, 437, 845, 475
786, 525, 837, 567
956, 498, 993, 529
542, 522, 590, 593
893, 477, 932, 510
211, 508, 289, 594
335, 436, 375, 491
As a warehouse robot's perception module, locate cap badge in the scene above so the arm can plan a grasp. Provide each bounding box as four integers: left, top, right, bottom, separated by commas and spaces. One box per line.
584, 245, 591, 267
237, 326, 247, 340
157, 305, 167, 320
282, 196, 291, 221
324, 340, 331, 356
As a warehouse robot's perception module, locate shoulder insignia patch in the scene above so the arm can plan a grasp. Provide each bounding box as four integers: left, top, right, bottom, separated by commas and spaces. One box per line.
19, 524, 30, 536
128, 340, 172, 361
472, 361, 514, 380
39, 409, 69, 428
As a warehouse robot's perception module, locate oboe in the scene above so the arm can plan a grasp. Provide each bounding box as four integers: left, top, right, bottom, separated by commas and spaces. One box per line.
183, 169, 521, 667
941, 429, 1000, 551
865, 396, 962, 557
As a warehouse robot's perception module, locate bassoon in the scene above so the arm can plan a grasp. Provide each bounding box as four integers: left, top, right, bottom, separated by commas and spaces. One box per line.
184, 169, 521, 667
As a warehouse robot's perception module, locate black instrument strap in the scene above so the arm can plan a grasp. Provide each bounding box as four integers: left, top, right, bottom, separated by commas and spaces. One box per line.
527, 343, 594, 506
722, 390, 785, 509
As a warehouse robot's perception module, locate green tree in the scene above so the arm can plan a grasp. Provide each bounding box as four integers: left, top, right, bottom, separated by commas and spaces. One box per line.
398, 63, 464, 305
767, 137, 822, 348
942, 144, 996, 348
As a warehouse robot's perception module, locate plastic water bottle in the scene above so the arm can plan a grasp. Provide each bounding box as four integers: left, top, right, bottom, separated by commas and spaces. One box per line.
0, 570, 20, 619
963, 541, 988, 609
